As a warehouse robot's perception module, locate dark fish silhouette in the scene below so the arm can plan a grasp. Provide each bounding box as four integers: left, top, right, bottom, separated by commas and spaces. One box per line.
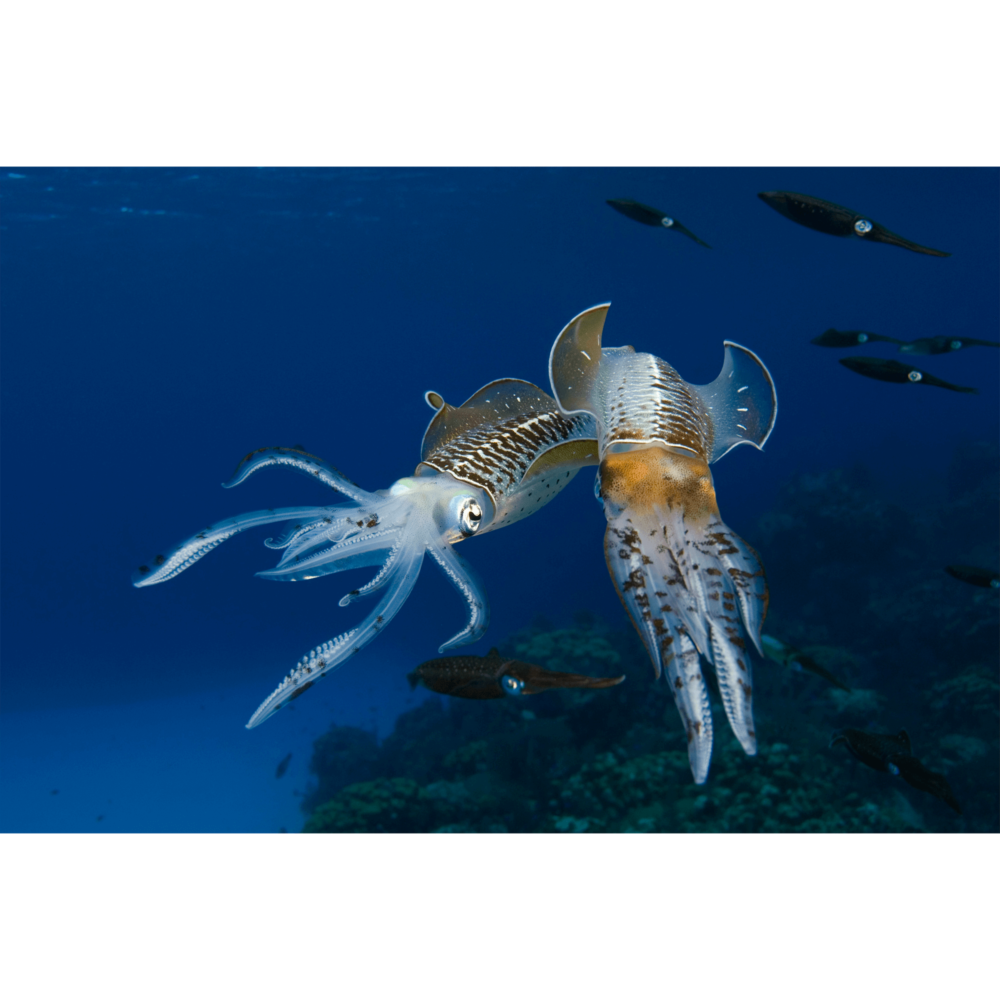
831, 728, 911, 771
811, 328, 902, 349
945, 565, 1000, 589
760, 634, 851, 691
758, 191, 950, 257
606, 198, 711, 248
275, 752, 292, 779
899, 335, 1000, 355
830, 728, 961, 814
839, 357, 978, 394
408, 647, 625, 700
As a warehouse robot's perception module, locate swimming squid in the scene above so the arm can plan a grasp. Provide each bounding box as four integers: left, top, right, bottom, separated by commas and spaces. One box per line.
132, 379, 597, 728
758, 190, 951, 256
548, 304, 777, 783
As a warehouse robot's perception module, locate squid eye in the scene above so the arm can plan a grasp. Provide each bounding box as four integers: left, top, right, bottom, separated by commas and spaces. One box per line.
857, 333, 869, 343
661, 216, 675, 228
950, 340, 962, 350
501, 675, 525, 695
854, 218, 873, 235
458, 498, 483, 537
907, 370, 923, 382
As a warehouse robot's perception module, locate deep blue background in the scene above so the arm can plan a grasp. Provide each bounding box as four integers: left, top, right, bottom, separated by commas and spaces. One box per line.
1, 167, 996, 831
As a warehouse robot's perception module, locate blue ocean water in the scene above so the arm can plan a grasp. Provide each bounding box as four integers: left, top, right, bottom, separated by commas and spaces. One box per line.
1, 167, 996, 832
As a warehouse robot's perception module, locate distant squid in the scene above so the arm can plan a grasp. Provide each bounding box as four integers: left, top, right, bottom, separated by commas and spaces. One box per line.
548, 304, 777, 782
133, 380, 597, 728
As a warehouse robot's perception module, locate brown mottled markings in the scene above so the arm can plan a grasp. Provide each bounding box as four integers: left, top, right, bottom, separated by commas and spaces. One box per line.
674, 677, 684, 689
155, 555, 165, 566
138, 565, 149, 574
705, 567, 722, 576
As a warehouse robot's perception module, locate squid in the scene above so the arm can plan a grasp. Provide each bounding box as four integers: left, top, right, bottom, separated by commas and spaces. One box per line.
548, 304, 777, 783
132, 379, 597, 728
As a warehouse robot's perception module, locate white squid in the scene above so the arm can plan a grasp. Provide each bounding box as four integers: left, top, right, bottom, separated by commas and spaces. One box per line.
133, 379, 597, 728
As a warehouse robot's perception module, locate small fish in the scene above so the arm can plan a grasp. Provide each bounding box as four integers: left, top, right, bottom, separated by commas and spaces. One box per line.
830, 728, 962, 814
407, 647, 625, 700
760, 634, 852, 691
839, 357, 978, 394
899, 335, 1000, 356
758, 191, 950, 257
275, 752, 292, 778
811, 328, 902, 348
945, 565, 1000, 589
830, 728, 911, 772
606, 198, 711, 248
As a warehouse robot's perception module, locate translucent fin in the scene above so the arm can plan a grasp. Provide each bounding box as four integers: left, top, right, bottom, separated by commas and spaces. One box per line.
521, 438, 599, 482
547, 303, 613, 417
692, 341, 778, 462
132, 506, 336, 587
246, 550, 424, 729
223, 446, 373, 503
427, 540, 490, 651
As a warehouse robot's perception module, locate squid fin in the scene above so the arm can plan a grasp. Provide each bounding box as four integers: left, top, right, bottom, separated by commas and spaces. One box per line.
692, 342, 778, 462
420, 379, 569, 463
522, 438, 599, 482
547, 303, 614, 417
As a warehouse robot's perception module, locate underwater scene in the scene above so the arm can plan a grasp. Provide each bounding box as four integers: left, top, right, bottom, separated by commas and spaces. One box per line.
1, 167, 996, 834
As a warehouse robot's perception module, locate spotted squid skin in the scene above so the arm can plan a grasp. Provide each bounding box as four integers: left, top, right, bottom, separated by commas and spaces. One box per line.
600, 447, 766, 779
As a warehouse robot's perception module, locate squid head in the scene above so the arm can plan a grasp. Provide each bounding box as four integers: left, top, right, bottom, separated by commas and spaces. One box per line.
549, 303, 777, 783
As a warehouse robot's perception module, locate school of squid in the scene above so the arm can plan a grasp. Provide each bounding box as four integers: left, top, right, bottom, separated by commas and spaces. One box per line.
133, 304, 777, 783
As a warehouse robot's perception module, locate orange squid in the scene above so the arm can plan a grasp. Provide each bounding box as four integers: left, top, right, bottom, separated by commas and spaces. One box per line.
549, 304, 777, 783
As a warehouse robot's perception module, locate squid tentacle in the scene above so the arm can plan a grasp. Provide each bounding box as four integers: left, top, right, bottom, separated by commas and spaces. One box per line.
264, 514, 338, 550
604, 513, 717, 781
709, 621, 756, 756
426, 539, 490, 651
131, 506, 337, 588
337, 536, 406, 607
246, 548, 425, 728
257, 527, 403, 582
672, 631, 714, 784
223, 445, 374, 504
